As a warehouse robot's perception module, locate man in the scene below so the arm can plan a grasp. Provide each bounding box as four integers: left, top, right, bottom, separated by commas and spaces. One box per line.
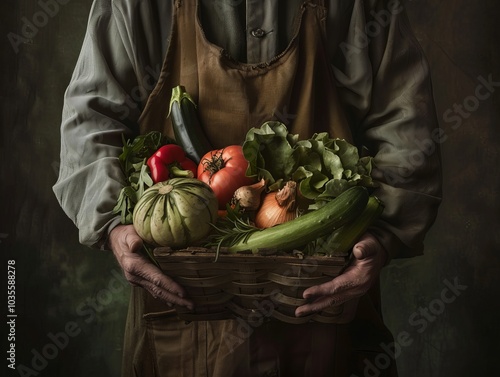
54, 0, 442, 376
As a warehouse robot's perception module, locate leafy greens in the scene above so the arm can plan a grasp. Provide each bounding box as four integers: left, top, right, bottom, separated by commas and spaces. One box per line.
112, 131, 172, 224
242, 121, 377, 208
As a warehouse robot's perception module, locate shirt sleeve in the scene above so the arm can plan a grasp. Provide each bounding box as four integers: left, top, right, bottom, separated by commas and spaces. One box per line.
331, 0, 442, 259
53, 0, 160, 248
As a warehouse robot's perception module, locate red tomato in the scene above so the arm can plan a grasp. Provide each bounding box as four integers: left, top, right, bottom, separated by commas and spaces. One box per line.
197, 146, 255, 209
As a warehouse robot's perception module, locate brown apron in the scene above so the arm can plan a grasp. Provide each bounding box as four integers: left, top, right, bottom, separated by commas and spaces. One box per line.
138, 0, 352, 145
124, 1, 398, 376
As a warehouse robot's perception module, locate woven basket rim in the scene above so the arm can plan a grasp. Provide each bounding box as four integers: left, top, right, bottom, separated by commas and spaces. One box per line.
153, 246, 351, 265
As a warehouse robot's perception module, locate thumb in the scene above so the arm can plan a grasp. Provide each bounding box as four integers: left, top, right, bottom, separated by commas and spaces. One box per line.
124, 229, 143, 253
352, 242, 371, 260
352, 233, 379, 260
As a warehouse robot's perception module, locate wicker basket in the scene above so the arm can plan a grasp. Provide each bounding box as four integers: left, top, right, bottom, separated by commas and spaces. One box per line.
153, 246, 352, 325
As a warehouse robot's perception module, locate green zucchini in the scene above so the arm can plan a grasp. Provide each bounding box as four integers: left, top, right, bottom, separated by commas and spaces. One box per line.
316, 194, 384, 256
169, 85, 212, 164
224, 186, 369, 253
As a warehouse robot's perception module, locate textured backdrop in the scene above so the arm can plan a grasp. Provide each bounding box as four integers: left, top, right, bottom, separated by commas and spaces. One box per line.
1, 0, 499, 376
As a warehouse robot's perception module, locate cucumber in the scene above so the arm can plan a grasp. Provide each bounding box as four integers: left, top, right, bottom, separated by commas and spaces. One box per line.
169, 85, 213, 164
316, 194, 384, 256
226, 186, 370, 253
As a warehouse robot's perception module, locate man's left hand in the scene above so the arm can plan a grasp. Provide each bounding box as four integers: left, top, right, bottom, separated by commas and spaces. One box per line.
295, 232, 388, 322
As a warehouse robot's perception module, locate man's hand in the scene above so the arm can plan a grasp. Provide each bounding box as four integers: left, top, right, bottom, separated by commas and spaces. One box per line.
108, 224, 194, 310
295, 232, 387, 322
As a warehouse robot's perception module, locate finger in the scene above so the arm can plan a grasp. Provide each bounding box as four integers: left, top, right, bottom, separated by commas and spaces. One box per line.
125, 260, 190, 300
302, 271, 363, 300
295, 290, 358, 317
136, 277, 195, 310
135, 264, 187, 298
299, 298, 359, 324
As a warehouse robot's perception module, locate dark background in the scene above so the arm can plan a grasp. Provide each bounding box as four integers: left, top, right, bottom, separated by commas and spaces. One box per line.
1, 0, 499, 376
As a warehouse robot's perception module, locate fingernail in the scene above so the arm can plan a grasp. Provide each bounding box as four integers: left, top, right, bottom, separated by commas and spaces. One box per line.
187, 304, 194, 311
167, 302, 173, 308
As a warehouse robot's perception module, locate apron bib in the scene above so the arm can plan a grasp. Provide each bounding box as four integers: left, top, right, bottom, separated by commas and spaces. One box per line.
123, 1, 398, 376
138, 0, 353, 146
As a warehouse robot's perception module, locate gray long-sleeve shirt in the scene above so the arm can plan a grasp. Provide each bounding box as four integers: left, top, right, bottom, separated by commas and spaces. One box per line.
53, 0, 442, 259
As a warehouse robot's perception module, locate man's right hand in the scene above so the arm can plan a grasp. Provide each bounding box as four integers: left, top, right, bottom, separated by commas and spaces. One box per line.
108, 224, 194, 310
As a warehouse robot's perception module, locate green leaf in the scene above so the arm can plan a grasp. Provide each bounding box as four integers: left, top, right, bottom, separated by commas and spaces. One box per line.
334, 139, 359, 170
298, 139, 319, 169
267, 178, 284, 192
317, 179, 355, 200
112, 186, 139, 224
141, 167, 154, 187
296, 168, 330, 200
242, 121, 299, 185
291, 165, 313, 182
322, 148, 343, 179
137, 162, 153, 198
142, 244, 161, 269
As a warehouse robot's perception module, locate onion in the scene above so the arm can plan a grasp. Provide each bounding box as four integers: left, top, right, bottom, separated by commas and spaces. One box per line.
255, 181, 298, 228
232, 178, 266, 211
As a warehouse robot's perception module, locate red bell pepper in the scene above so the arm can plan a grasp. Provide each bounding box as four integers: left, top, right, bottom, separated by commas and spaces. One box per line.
147, 144, 198, 183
